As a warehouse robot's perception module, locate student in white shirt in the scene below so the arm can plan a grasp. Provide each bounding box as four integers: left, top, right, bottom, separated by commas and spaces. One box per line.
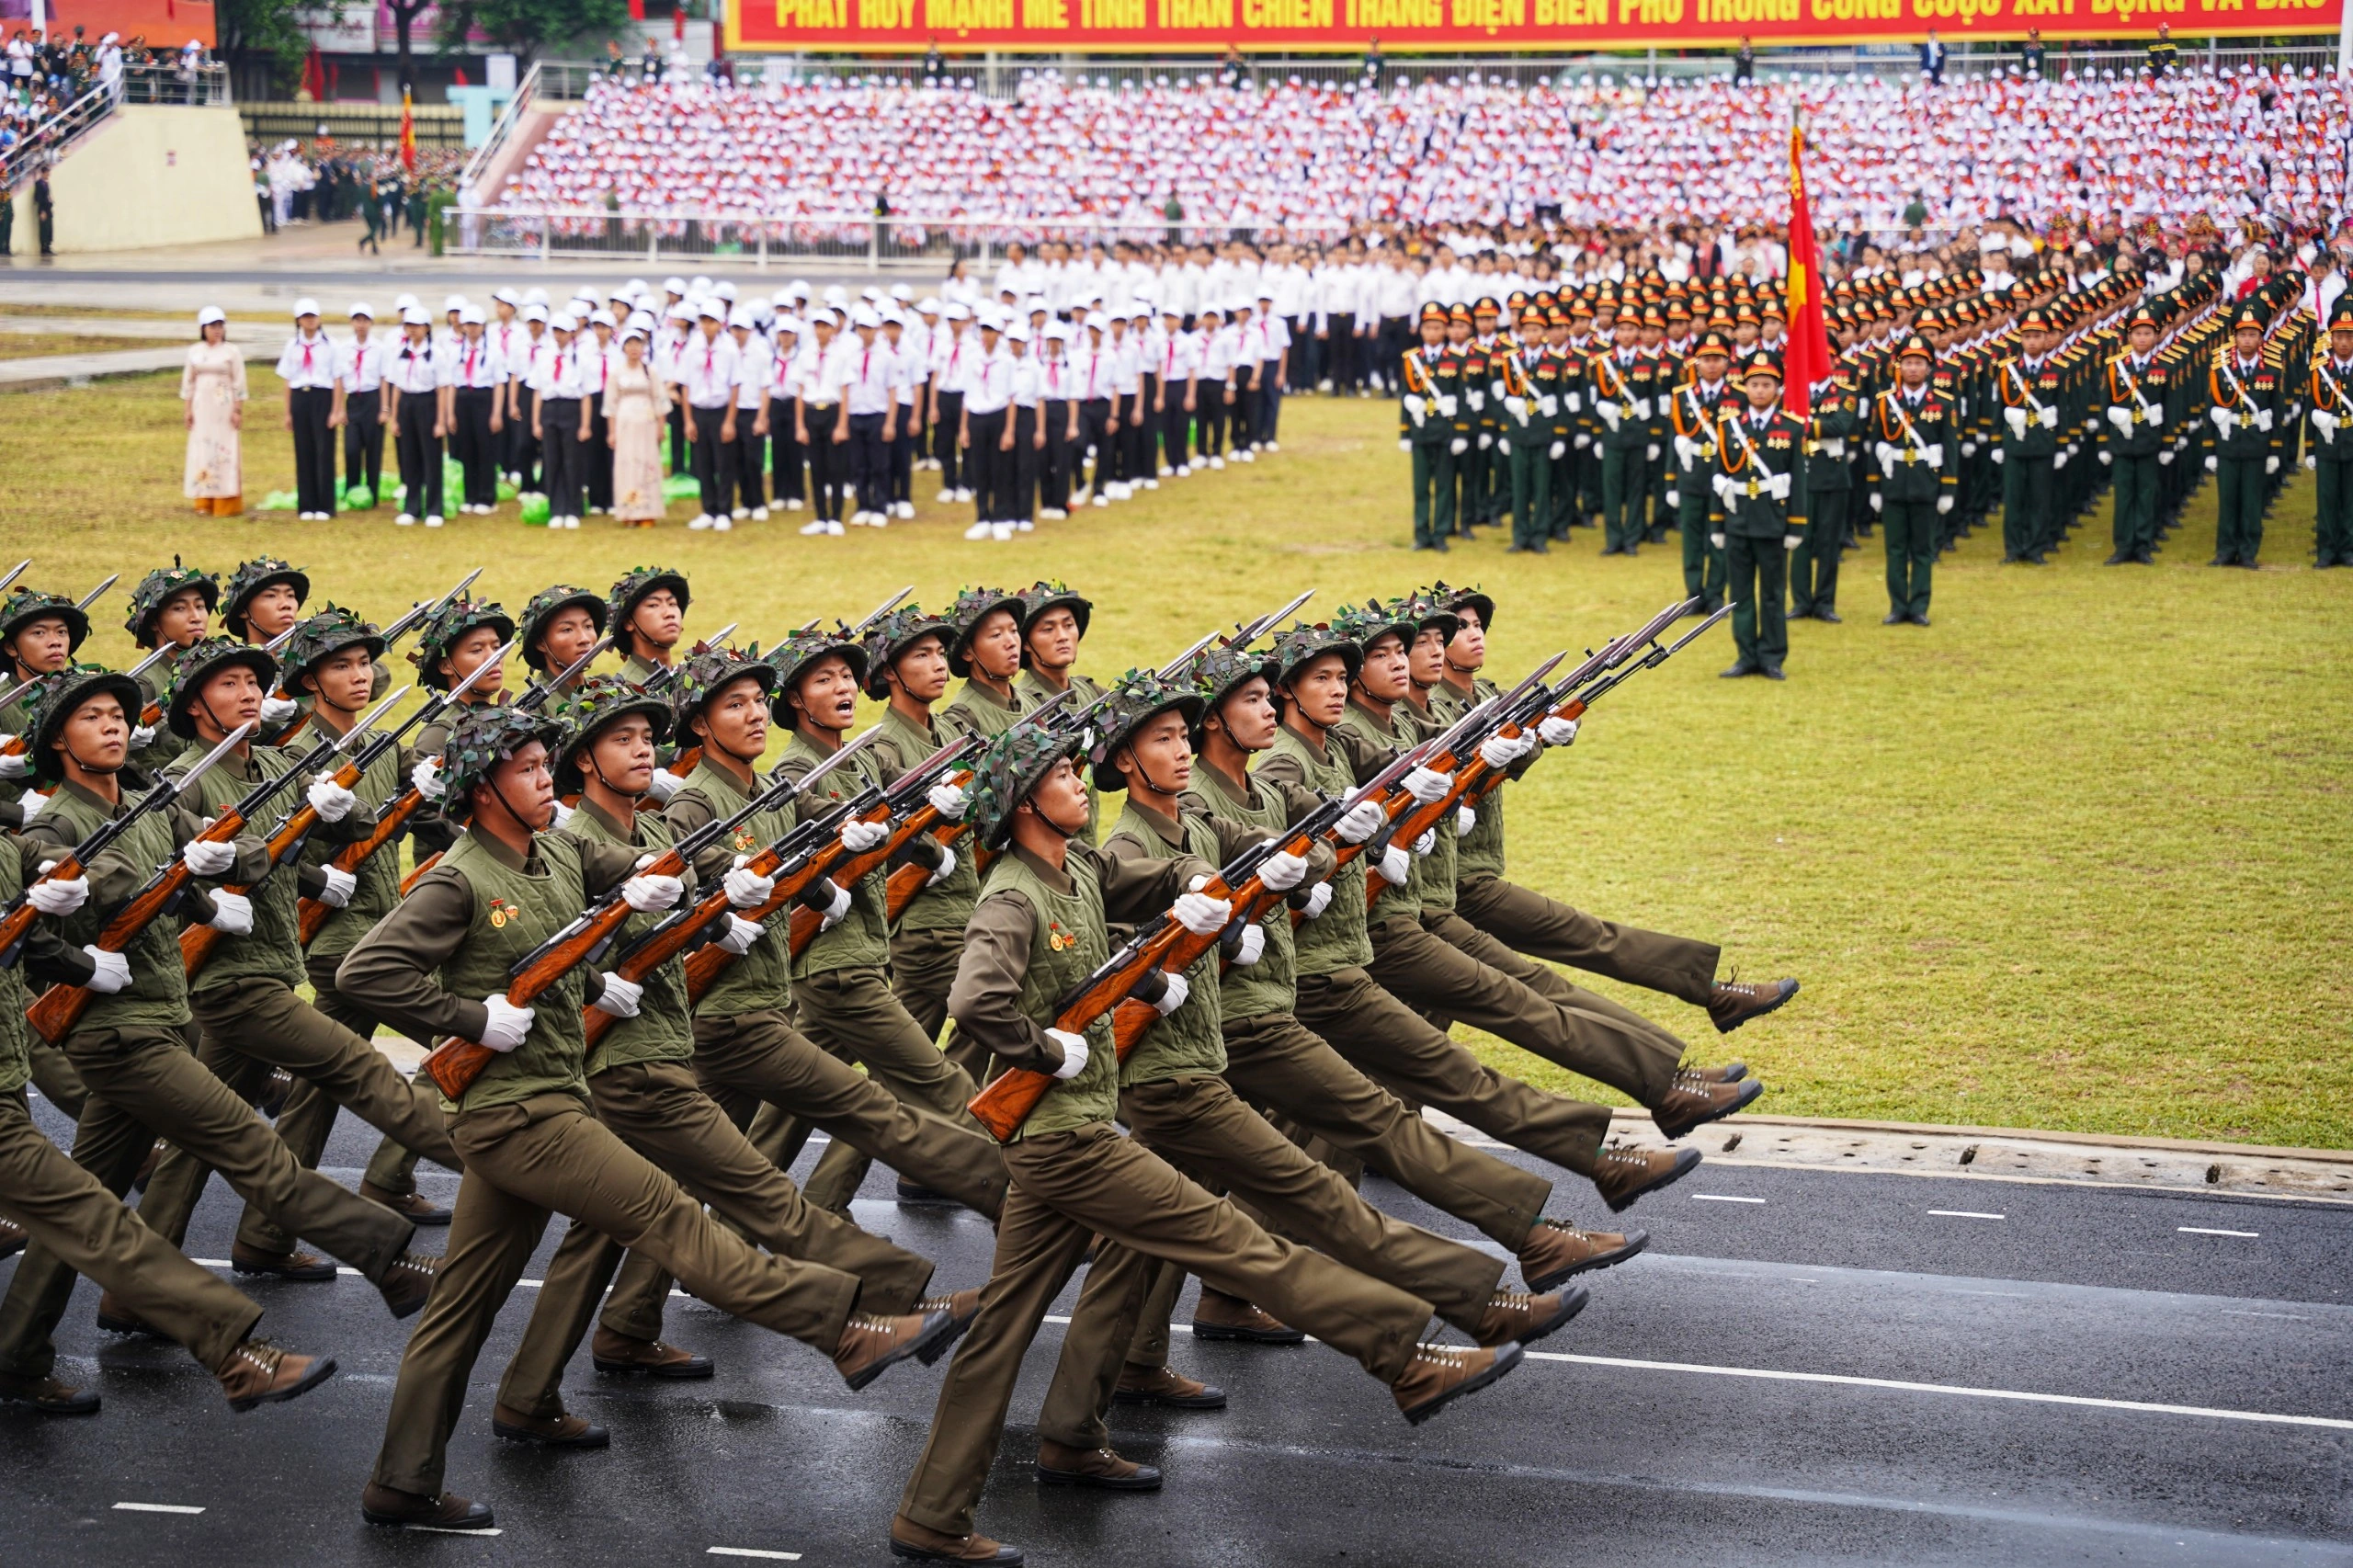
1191, 303, 1235, 467
758, 316, 803, 513
676, 300, 740, 532
1151, 302, 1199, 476
835, 304, 898, 528
793, 309, 846, 535
1070, 315, 1117, 505
531, 312, 594, 529
956, 316, 1014, 541
333, 302, 386, 509
928, 302, 976, 503
449, 304, 506, 515
277, 298, 339, 519
1107, 307, 1150, 494
383, 305, 452, 528
1035, 321, 1078, 519
726, 305, 772, 522
880, 311, 922, 520
1251, 290, 1291, 451
583, 309, 618, 515
507, 303, 551, 496
1004, 324, 1041, 534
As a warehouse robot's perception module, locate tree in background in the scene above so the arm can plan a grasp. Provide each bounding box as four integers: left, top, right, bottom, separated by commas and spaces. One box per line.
217, 0, 312, 93
436, 0, 631, 71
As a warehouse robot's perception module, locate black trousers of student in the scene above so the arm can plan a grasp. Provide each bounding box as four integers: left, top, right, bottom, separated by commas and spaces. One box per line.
666, 401, 688, 474
889, 407, 915, 506
804, 404, 844, 521
510, 386, 540, 490
1231, 363, 1257, 448
1078, 397, 1115, 494
1111, 392, 1141, 482
767, 396, 804, 504
1160, 391, 1190, 470
452, 386, 500, 506
726, 406, 764, 513
342, 395, 383, 502
1327, 312, 1357, 390
540, 396, 585, 519
1377, 317, 1411, 392
847, 412, 890, 516
932, 391, 964, 491
586, 401, 614, 511
1197, 381, 1227, 457
1007, 406, 1040, 521
967, 409, 1008, 520
289, 386, 337, 515
1040, 402, 1073, 510
1131, 381, 1155, 477
901, 399, 926, 482
1285, 318, 1312, 390
392, 391, 444, 518
688, 403, 730, 517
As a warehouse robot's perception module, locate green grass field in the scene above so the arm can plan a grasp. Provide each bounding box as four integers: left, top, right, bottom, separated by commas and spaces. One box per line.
8, 369, 2349, 1149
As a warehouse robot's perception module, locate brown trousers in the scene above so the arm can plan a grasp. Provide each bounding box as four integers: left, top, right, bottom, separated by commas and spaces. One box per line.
371, 1090, 862, 1498
1034, 1074, 1504, 1451
790, 964, 986, 1214
1456, 872, 1721, 1007
892, 926, 987, 1084
0, 1025, 414, 1381
494, 1059, 938, 1419
897, 1121, 1430, 1539
27, 1039, 86, 1119
1293, 965, 1607, 1179
0, 1086, 259, 1376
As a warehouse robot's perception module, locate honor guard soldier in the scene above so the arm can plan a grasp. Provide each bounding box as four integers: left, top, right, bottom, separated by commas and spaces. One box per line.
1710, 356, 1808, 681
1872, 333, 1957, 626
1995, 309, 2068, 564
1400, 301, 1458, 551
1499, 306, 1556, 553
1790, 364, 1860, 621
2099, 306, 2175, 565
1589, 302, 1665, 555
2206, 308, 2281, 568
1666, 330, 1739, 613
2306, 300, 2353, 568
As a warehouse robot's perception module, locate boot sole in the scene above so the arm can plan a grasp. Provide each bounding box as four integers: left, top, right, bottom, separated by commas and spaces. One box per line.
888, 1539, 1022, 1566
232, 1258, 339, 1283
1504, 1284, 1589, 1347
1712, 979, 1799, 1035
228, 1355, 337, 1412
844, 1310, 959, 1392
1653, 1077, 1767, 1142
0, 1389, 100, 1415
1524, 1228, 1649, 1292
1111, 1385, 1227, 1410
1603, 1147, 1703, 1213
96, 1312, 172, 1340
1401, 1341, 1524, 1426
362, 1505, 497, 1530
1189, 1321, 1307, 1345
1037, 1465, 1163, 1491
492, 1419, 609, 1449
592, 1355, 715, 1380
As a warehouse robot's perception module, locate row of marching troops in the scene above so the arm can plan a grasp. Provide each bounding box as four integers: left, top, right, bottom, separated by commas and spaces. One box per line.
1399, 265, 2345, 675
0, 555, 1801, 1564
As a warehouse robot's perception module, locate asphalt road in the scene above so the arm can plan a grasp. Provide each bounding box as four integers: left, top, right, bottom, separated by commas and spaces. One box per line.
2, 1088, 2347, 1568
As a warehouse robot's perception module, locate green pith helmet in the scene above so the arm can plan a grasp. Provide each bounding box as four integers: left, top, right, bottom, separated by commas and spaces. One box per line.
517, 584, 609, 672
607, 566, 690, 660
1187, 642, 1280, 746
548, 674, 674, 795
1388, 589, 1460, 648
278, 606, 386, 695
859, 605, 956, 700
943, 585, 1026, 678
1330, 600, 1416, 662
439, 703, 564, 816
220, 557, 311, 640
124, 560, 219, 649
1085, 667, 1204, 791
668, 645, 776, 749
763, 627, 867, 721
1017, 579, 1093, 645
161, 636, 278, 740
0, 589, 91, 676
1266, 620, 1364, 693
25, 663, 142, 784
410, 598, 516, 692
968, 722, 1087, 853
1429, 581, 1495, 635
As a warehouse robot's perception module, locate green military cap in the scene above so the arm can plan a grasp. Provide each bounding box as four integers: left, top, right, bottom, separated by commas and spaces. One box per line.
764, 626, 867, 712
1017, 579, 1093, 642
548, 673, 672, 795
967, 721, 1086, 853
25, 661, 142, 784
1330, 600, 1416, 659
410, 598, 515, 692
607, 565, 690, 660
1084, 667, 1204, 791
279, 605, 385, 691
943, 585, 1027, 677
669, 642, 775, 742
1187, 642, 1280, 745
1266, 619, 1362, 691
517, 584, 609, 672
161, 635, 278, 740
1389, 590, 1459, 646
1428, 581, 1495, 632
0, 587, 91, 676
860, 603, 956, 699
438, 702, 564, 813
220, 557, 310, 640
124, 559, 218, 650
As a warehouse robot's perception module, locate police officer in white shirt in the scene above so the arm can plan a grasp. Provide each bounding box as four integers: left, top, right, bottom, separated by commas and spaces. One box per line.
334, 302, 385, 509
277, 298, 339, 519
676, 299, 740, 532
727, 304, 771, 522
384, 304, 451, 528
958, 314, 1014, 541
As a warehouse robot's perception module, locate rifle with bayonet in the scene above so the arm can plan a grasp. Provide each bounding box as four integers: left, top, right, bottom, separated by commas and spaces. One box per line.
268, 567, 483, 747
0, 575, 121, 757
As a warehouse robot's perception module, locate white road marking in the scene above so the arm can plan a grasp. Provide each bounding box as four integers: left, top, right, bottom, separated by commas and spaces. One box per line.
1525, 1351, 2353, 1430
707, 1548, 803, 1561
112, 1502, 204, 1515
408, 1526, 504, 1537
2177, 1227, 2259, 1238
191, 1259, 231, 1267
2222, 1310, 2313, 1322
1691, 1194, 1766, 1204
1928, 1210, 2006, 1220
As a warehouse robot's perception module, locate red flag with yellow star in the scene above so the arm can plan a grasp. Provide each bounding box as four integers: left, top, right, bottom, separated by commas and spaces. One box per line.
1783, 120, 1833, 416
399, 87, 417, 173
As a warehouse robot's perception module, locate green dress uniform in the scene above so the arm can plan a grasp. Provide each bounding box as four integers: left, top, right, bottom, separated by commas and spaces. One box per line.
1590, 344, 1664, 554
1666, 371, 1736, 610
1791, 374, 1859, 618
2306, 347, 2353, 567
2101, 341, 2176, 562
1711, 402, 1809, 676
1996, 349, 2067, 562
1499, 344, 1554, 551
1401, 336, 1458, 550
1872, 379, 1959, 621
2207, 344, 2282, 566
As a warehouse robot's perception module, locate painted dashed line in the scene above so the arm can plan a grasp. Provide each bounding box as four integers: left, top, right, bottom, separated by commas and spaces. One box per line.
1928, 1210, 2006, 1221
408, 1525, 504, 1537
1690, 1194, 1766, 1204
113, 1502, 205, 1516
2178, 1227, 2260, 1238
707, 1548, 804, 1561
2222, 1310, 2313, 1322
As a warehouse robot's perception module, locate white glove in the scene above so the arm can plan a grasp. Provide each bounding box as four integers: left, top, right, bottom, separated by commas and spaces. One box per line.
1961, 440, 1978, 458
1874, 440, 1895, 471
0, 753, 27, 781
2255, 408, 2273, 434
1478, 732, 1529, 770
1711, 531, 1726, 549
14, 789, 42, 826
206, 890, 254, 935
1548, 440, 1565, 461
1922, 446, 1943, 471
2315, 410, 2342, 440
1538, 716, 1578, 747
1785, 533, 1804, 550
1336, 798, 1387, 844
411, 757, 445, 801
1574, 433, 1591, 449
816, 879, 852, 930
644, 767, 684, 803
2307, 453, 2320, 470
1376, 844, 1411, 885
1257, 848, 1307, 892
1232, 925, 1266, 967
1412, 829, 1436, 857
1991, 448, 2006, 464
2160, 451, 2175, 466
1565, 392, 1582, 415
1296, 881, 1332, 920
926, 846, 959, 886
1665, 489, 1679, 508
1937, 494, 1955, 515
590, 971, 643, 1018
548, 801, 576, 832
2267, 455, 2279, 474
480, 994, 535, 1052
1172, 880, 1232, 937
717, 913, 763, 954
182, 836, 236, 877
1456, 804, 1478, 836
1466, 391, 1486, 411
317, 865, 358, 908
26, 868, 87, 916
2053, 451, 2068, 470
1711, 472, 1737, 504
259, 697, 300, 724
1402, 766, 1452, 804
1597, 399, 1621, 429
2205, 454, 2219, 472
1505, 395, 1527, 420
1435, 393, 1458, 419
130, 724, 157, 749
1870, 494, 1883, 513
621, 871, 685, 912
724, 857, 776, 908
2038, 404, 2058, 429
1476, 432, 1492, 450
1151, 969, 1191, 1017
1489, 381, 1507, 402
840, 815, 890, 853
1449, 437, 1468, 455
305, 778, 356, 823
1768, 472, 1792, 502
1047, 1027, 1091, 1079
1673, 434, 1699, 468
2098, 449, 2113, 466
2108, 404, 2135, 433
1539, 394, 1558, 418
1631, 397, 1654, 421
1822, 437, 1847, 459
79, 945, 131, 994
2211, 407, 2235, 437
1404, 393, 1426, 419
2145, 404, 2163, 427
1646, 443, 1661, 462
1399, 438, 1412, 452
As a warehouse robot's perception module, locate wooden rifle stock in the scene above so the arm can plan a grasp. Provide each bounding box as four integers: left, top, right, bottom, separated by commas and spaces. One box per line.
296, 787, 428, 945
0, 847, 83, 960
271, 709, 314, 746
185, 748, 380, 978
885, 818, 972, 921
785, 803, 919, 958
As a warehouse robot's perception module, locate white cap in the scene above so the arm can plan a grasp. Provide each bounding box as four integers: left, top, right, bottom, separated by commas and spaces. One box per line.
590, 308, 617, 328
665, 302, 693, 322
890, 283, 914, 301
196, 305, 227, 327
522, 287, 550, 306
1045, 321, 1072, 342
715, 280, 739, 302
291, 297, 321, 318
443, 294, 468, 313
401, 306, 431, 326
392, 292, 420, 312
850, 305, 881, 329
348, 301, 374, 319
492, 287, 520, 306
823, 285, 848, 307
551, 311, 579, 332
879, 307, 905, 327
662, 276, 688, 296
1085, 312, 1108, 331
621, 324, 651, 344
942, 301, 971, 321
460, 304, 487, 325
728, 306, 757, 330
522, 303, 550, 324
697, 298, 726, 321
626, 309, 658, 333
774, 314, 803, 336
688, 274, 712, 295
1005, 325, 1032, 345
915, 296, 942, 314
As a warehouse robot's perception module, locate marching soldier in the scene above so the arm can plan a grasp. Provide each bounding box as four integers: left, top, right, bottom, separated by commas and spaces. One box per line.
1710, 356, 1808, 681
1873, 333, 1957, 627
121, 561, 219, 776
609, 565, 691, 683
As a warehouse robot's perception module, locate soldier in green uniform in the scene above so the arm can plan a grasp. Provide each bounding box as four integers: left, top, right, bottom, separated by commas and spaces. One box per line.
1500, 304, 1555, 553
1872, 333, 1958, 626
1993, 309, 2065, 564
1790, 365, 1860, 620
1591, 305, 1664, 555
517, 583, 609, 700
1711, 356, 1808, 681
608, 564, 690, 683
2100, 306, 2173, 564
1401, 301, 1457, 551
0, 585, 92, 750
1666, 331, 1739, 613
121, 561, 218, 776
2206, 308, 2282, 568
2305, 301, 2353, 568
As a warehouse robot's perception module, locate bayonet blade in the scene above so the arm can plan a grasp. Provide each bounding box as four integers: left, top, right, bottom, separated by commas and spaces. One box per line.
0, 560, 30, 597
848, 585, 914, 637
74, 574, 119, 612
335, 684, 413, 751
170, 722, 258, 798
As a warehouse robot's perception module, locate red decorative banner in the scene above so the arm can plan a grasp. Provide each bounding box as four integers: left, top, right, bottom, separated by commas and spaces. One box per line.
727, 0, 2337, 52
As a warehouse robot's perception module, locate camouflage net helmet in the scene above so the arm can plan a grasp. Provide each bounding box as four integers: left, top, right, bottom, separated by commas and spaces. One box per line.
410, 598, 516, 692
763, 627, 869, 720
1017, 579, 1093, 648
1188, 642, 1281, 747
517, 584, 609, 673
25, 662, 142, 785
1427, 581, 1495, 636
968, 722, 1088, 853
438, 702, 564, 817
607, 566, 690, 659
669, 644, 776, 749
278, 605, 386, 696
547, 674, 674, 795
220, 557, 311, 640
943, 585, 1027, 678
161, 635, 279, 740
1085, 667, 1204, 791
1266, 619, 1363, 695
1330, 600, 1416, 664
0, 588, 91, 676
1388, 590, 1460, 649
860, 604, 956, 700
123, 560, 219, 649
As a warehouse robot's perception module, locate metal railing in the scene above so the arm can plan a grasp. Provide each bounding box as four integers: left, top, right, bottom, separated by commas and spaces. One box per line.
2, 62, 231, 190
459, 58, 542, 206
240, 99, 465, 148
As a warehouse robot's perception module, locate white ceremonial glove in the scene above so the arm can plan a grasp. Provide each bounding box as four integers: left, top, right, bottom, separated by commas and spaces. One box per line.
2053, 451, 2068, 470
2211, 407, 2235, 437
1404, 393, 1426, 419
1336, 798, 1387, 844
1435, 393, 1458, 419
1565, 392, 1583, 415
130, 724, 156, 749
591, 971, 643, 1018
644, 767, 684, 803
1597, 400, 1621, 430
1822, 437, 1847, 459
411, 757, 445, 801
0, 752, 27, 781
305, 777, 356, 823
1151, 969, 1191, 1017
1478, 732, 1529, 770
1961, 439, 1978, 458
79, 945, 131, 994
1402, 766, 1452, 804
548, 801, 576, 832
13, 787, 42, 825
2145, 404, 2163, 427
1991, 447, 2006, 464
1673, 434, 1699, 468
2039, 404, 2058, 429
1456, 804, 1478, 836
1539, 716, 1579, 747
259, 697, 300, 725
621, 870, 685, 913
1413, 829, 1436, 857
1490, 380, 1507, 402
1646, 442, 1661, 462
1574, 433, 1591, 450
926, 846, 958, 885
1477, 431, 1492, 450
1539, 394, 1558, 418
317, 866, 358, 908
480, 994, 535, 1052
1785, 533, 1804, 550
840, 816, 890, 853
1922, 446, 1943, 471
1257, 848, 1308, 892
26, 868, 87, 916
1870, 494, 1883, 513
1665, 489, 1680, 507
1376, 844, 1412, 885
2267, 455, 2279, 474
2160, 450, 2175, 466
2315, 410, 2342, 440
1172, 879, 1232, 937
1937, 494, 1955, 515
1550, 441, 1565, 460
1505, 395, 1527, 420
2307, 453, 2320, 471
1449, 437, 1468, 455
1232, 925, 1267, 967
717, 914, 763, 954
1711, 532, 1726, 548
1296, 881, 1333, 920
181, 836, 236, 877
1047, 1027, 1091, 1079
2255, 408, 2273, 434
1768, 472, 1792, 501
2108, 404, 2135, 433
1466, 390, 1486, 411
1400, 438, 1413, 452
1874, 440, 1895, 471
1711, 472, 1737, 504
206, 890, 254, 935
817, 880, 852, 929
1632, 397, 1654, 421
2204, 454, 2219, 472
724, 856, 776, 908
2098, 449, 2113, 466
